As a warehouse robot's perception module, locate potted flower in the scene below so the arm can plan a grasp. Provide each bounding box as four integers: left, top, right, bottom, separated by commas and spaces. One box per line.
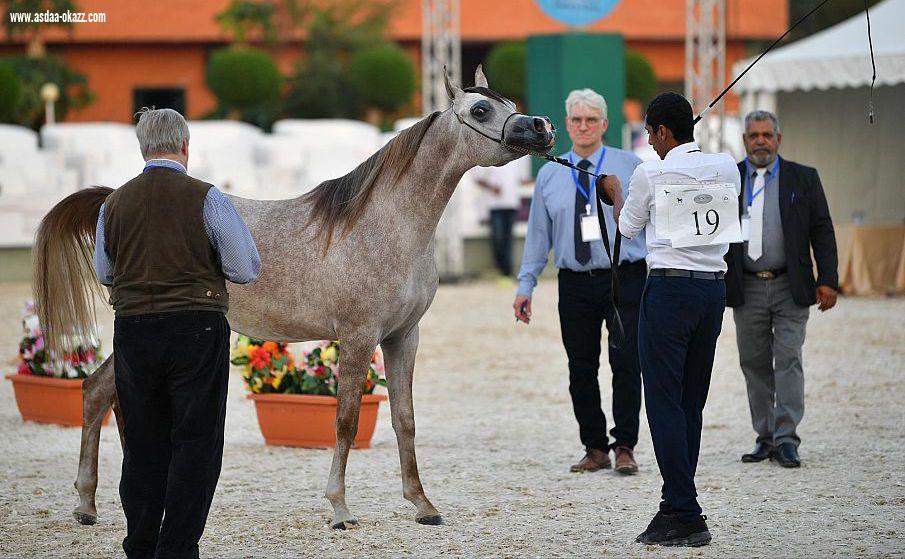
5, 301, 110, 427
231, 336, 387, 448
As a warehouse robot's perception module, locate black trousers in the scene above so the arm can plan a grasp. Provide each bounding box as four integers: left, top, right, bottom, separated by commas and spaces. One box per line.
489, 208, 516, 276
557, 261, 645, 451
113, 311, 230, 559
638, 276, 725, 521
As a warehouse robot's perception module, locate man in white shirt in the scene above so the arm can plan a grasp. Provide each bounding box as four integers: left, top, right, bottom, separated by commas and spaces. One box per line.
601, 92, 741, 547
474, 157, 529, 276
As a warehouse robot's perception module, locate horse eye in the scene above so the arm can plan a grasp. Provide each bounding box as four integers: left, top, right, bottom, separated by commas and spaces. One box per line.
471, 106, 488, 118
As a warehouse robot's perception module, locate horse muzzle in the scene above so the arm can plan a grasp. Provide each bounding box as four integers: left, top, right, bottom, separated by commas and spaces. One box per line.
503, 114, 555, 154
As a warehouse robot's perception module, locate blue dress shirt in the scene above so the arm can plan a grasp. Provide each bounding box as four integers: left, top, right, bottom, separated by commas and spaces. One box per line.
93, 158, 261, 286
517, 145, 647, 297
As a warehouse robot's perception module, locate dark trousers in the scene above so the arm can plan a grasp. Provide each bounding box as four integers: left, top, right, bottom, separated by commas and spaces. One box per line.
113, 311, 230, 559
489, 208, 516, 276
557, 261, 646, 451
639, 276, 725, 520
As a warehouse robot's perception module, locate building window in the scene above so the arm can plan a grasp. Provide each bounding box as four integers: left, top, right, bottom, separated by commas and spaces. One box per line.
133, 88, 186, 117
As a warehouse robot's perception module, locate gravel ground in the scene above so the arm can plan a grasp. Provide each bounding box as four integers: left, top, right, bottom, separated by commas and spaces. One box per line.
0, 279, 903, 558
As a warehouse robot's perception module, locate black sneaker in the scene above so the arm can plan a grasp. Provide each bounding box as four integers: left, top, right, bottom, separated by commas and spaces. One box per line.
635, 511, 674, 544
656, 515, 712, 547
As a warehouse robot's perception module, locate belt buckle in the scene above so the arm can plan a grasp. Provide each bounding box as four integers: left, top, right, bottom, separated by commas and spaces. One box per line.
756, 270, 775, 280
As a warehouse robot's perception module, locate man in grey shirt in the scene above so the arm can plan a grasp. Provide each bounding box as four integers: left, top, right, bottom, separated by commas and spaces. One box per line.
513, 89, 647, 475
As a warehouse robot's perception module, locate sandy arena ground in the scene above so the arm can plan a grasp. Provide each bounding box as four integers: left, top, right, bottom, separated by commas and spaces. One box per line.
0, 279, 903, 558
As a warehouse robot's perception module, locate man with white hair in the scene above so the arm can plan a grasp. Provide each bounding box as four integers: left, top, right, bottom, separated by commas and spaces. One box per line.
93, 108, 260, 558
514, 88, 646, 475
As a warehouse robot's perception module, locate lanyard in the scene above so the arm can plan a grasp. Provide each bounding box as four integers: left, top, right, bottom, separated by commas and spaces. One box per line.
568, 148, 606, 205
745, 158, 779, 208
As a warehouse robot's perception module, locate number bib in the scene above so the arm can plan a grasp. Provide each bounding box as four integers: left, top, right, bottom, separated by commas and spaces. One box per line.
656, 183, 741, 248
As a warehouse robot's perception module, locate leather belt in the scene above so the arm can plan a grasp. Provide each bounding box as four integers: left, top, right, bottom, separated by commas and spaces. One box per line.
745, 269, 786, 280
560, 260, 645, 278
649, 268, 725, 280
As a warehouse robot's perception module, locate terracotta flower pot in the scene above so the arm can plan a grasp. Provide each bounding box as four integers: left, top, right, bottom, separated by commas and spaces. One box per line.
247, 392, 387, 449
5, 374, 112, 427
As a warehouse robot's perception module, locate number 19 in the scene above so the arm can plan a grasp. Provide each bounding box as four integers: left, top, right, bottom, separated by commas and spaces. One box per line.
693, 209, 720, 236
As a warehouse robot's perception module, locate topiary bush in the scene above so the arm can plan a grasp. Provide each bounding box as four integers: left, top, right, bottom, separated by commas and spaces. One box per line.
626, 50, 657, 105
347, 43, 416, 113
206, 46, 282, 111
484, 42, 526, 102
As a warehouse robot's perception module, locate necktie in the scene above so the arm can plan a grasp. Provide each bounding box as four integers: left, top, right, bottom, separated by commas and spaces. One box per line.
574, 159, 592, 265
748, 167, 767, 261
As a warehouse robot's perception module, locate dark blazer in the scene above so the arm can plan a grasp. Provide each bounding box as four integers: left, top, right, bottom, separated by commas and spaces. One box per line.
725, 156, 838, 308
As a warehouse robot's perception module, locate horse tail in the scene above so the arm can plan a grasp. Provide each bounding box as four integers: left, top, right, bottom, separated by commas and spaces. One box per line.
32, 186, 114, 353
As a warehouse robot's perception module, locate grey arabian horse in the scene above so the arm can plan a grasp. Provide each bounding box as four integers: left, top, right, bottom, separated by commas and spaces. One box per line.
32, 66, 555, 530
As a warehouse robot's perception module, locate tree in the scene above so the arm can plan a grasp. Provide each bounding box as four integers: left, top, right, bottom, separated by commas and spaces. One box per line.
284, 0, 396, 119
788, 0, 883, 42
348, 43, 416, 114
484, 42, 526, 103
625, 50, 657, 104
2, 0, 78, 57
0, 54, 92, 129
0, 61, 23, 123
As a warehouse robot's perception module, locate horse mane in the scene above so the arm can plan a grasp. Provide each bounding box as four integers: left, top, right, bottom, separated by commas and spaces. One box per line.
303, 111, 441, 249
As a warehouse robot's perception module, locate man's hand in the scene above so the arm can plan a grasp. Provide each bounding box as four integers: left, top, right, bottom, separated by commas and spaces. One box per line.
816, 285, 838, 312
595, 174, 624, 221
513, 295, 532, 324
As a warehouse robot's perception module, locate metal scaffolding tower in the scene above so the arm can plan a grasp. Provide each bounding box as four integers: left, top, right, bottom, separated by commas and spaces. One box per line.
422, 0, 461, 113
422, 0, 464, 280
685, 0, 726, 153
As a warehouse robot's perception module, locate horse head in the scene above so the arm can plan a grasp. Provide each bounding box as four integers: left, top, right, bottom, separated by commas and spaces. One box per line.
445, 65, 555, 167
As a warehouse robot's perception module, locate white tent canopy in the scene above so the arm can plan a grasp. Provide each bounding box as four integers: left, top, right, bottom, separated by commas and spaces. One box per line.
734, 0, 905, 95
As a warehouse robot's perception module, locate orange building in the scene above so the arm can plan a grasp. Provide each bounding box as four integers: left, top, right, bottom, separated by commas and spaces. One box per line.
0, 0, 788, 123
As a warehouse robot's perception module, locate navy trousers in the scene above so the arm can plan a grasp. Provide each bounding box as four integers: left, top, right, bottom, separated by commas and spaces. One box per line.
114, 311, 230, 559
638, 275, 725, 520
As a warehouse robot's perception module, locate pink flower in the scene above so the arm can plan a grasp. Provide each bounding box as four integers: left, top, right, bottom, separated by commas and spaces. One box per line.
34, 336, 44, 352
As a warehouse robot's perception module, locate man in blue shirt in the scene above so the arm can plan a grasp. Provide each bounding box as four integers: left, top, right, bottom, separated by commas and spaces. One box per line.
513, 89, 647, 474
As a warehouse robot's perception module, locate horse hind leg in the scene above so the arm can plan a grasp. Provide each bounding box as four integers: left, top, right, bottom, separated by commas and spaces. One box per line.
383, 326, 442, 525
73, 356, 116, 525
325, 340, 374, 530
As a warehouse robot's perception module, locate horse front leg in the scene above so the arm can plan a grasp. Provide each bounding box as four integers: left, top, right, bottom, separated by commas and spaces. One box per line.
383, 326, 442, 525
325, 339, 374, 530
73, 356, 116, 525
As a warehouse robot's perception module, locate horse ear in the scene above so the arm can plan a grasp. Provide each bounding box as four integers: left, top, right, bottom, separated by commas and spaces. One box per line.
474, 64, 488, 88
444, 65, 461, 101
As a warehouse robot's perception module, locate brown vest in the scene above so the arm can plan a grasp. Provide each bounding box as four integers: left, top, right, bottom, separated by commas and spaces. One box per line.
104, 168, 229, 316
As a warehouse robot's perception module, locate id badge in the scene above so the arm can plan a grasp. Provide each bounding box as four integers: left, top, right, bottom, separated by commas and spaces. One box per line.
741, 216, 750, 241
580, 206, 602, 242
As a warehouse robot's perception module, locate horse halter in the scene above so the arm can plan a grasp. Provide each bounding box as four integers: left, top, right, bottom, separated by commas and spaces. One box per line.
450, 107, 556, 158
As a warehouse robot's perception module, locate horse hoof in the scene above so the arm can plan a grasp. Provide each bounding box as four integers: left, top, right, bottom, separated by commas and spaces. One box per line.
331, 519, 358, 530
416, 514, 443, 526
73, 511, 97, 525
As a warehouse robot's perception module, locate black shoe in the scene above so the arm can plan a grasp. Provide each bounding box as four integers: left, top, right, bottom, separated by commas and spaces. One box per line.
635, 511, 674, 544
653, 515, 712, 547
741, 442, 774, 462
771, 442, 801, 468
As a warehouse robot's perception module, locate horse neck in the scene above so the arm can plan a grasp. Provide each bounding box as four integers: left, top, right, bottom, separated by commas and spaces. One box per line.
367, 111, 471, 250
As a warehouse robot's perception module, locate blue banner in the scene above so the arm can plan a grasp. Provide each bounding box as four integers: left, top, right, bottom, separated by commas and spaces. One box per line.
536, 0, 621, 26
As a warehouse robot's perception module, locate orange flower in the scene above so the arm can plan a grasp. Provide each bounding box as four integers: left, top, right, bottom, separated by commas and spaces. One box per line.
262, 341, 280, 355
250, 347, 271, 370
